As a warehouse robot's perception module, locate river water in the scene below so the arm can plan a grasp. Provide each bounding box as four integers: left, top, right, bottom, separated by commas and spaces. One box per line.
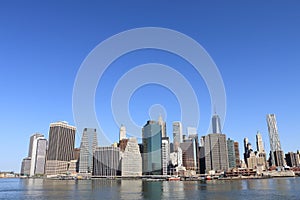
0, 177, 299, 199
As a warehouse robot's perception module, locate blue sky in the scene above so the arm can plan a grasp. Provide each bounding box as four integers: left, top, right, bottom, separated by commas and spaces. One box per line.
0, 1, 300, 172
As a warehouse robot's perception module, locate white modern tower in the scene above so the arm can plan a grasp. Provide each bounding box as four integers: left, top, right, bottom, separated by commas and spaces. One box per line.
29, 134, 47, 176
267, 114, 282, 152
267, 114, 284, 167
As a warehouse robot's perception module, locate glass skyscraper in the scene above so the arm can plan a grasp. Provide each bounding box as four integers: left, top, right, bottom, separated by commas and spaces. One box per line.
227, 138, 236, 168
79, 128, 98, 174
142, 120, 162, 175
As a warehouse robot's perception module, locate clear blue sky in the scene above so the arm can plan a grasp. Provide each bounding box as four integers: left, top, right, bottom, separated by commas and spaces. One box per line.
1, 1, 300, 172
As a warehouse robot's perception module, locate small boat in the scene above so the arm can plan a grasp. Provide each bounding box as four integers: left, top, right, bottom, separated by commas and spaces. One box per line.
168, 176, 180, 181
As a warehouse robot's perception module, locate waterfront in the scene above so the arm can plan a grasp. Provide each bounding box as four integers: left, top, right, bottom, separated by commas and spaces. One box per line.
0, 177, 300, 200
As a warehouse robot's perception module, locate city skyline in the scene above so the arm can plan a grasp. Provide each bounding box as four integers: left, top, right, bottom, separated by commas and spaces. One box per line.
1, 1, 300, 172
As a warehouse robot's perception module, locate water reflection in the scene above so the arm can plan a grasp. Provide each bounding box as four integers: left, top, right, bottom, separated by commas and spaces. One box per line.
2, 177, 300, 200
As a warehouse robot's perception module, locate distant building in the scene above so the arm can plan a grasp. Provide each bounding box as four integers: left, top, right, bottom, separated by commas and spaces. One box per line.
227, 138, 236, 168
234, 142, 240, 167
256, 131, 267, 169
121, 137, 142, 176
212, 114, 222, 134
158, 115, 167, 138
161, 137, 170, 175
93, 146, 120, 176
243, 138, 252, 167
203, 114, 228, 172
267, 114, 285, 167
285, 152, 300, 167
180, 136, 199, 172
172, 121, 183, 152
256, 131, 265, 153
45, 121, 76, 176
20, 157, 31, 176
142, 120, 162, 175
79, 128, 98, 174
119, 125, 126, 141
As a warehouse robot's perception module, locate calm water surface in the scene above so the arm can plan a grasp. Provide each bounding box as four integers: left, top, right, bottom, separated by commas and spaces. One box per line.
0, 177, 299, 199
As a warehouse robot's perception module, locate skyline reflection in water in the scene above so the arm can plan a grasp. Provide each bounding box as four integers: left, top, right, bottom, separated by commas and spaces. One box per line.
0, 178, 299, 199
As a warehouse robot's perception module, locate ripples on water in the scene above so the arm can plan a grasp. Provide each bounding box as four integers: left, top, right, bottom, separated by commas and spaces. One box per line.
0, 178, 299, 200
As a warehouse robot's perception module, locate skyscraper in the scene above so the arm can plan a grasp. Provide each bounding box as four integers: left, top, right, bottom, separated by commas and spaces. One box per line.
20, 157, 31, 176
45, 121, 76, 176
158, 115, 166, 138
256, 131, 267, 169
256, 131, 265, 153
180, 137, 199, 172
121, 137, 142, 176
29, 136, 47, 176
119, 125, 126, 141
79, 128, 98, 174
212, 114, 222, 134
266, 114, 284, 167
93, 146, 120, 176
142, 120, 162, 175
204, 114, 228, 172
204, 133, 228, 172
234, 142, 240, 167
172, 121, 183, 152
227, 138, 236, 168
28, 133, 44, 158
161, 137, 170, 175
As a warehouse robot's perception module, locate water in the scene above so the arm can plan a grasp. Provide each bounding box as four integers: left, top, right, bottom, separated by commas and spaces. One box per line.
0, 178, 300, 199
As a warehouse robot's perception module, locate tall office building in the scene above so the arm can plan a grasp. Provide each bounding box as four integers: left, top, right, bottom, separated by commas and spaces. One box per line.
121, 137, 142, 176
28, 133, 44, 158
20, 157, 31, 176
29, 136, 47, 176
79, 128, 98, 174
93, 146, 120, 176
266, 114, 285, 167
212, 114, 222, 134
45, 121, 76, 176
180, 137, 199, 172
119, 125, 126, 141
204, 114, 228, 172
204, 133, 228, 172
227, 138, 236, 168
256, 131, 265, 153
161, 137, 170, 175
158, 115, 167, 138
256, 131, 267, 169
173, 121, 183, 152
234, 142, 240, 167
142, 120, 162, 175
